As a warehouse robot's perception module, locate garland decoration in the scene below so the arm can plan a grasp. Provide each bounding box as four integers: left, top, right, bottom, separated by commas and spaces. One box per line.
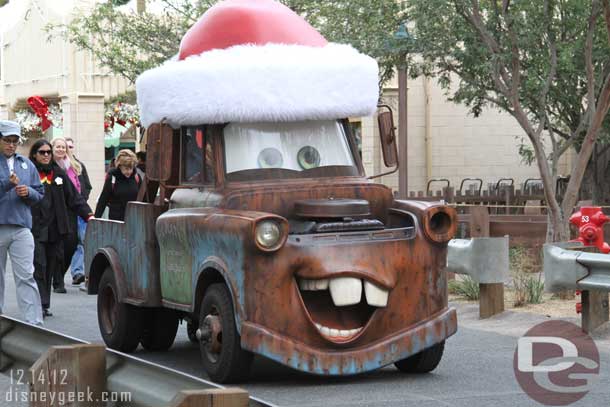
104, 102, 139, 136
14, 97, 63, 141
27, 96, 53, 132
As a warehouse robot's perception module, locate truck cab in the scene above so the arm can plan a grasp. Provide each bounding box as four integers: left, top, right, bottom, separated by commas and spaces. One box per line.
85, 115, 458, 383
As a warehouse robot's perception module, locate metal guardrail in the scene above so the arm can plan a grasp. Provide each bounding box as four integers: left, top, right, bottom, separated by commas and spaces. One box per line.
543, 242, 610, 292
0, 316, 274, 407
446, 236, 509, 283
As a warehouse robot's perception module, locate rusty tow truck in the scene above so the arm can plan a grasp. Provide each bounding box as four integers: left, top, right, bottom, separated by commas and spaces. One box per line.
85, 0, 458, 383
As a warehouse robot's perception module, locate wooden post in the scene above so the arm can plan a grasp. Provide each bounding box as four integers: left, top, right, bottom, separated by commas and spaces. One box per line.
170, 388, 249, 407
29, 344, 106, 407
581, 290, 609, 333
469, 206, 505, 319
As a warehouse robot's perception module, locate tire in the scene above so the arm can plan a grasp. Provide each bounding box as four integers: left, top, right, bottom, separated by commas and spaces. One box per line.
97, 268, 142, 352
140, 308, 179, 351
199, 283, 253, 383
394, 341, 445, 373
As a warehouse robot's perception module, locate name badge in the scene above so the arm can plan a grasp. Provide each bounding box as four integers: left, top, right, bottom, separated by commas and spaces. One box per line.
21, 162, 27, 170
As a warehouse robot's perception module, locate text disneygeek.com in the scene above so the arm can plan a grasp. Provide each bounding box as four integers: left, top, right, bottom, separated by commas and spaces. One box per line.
7, 369, 132, 404
5, 387, 132, 404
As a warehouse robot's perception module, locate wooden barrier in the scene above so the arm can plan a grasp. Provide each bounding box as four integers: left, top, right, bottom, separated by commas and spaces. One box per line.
29, 345, 106, 407
469, 206, 505, 319
170, 389, 249, 407
28, 344, 251, 407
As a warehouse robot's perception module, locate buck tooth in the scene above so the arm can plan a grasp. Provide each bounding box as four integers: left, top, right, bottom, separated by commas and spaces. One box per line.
315, 279, 329, 290
339, 330, 351, 338
329, 277, 362, 306
364, 281, 389, 307
321, 326, 331, 336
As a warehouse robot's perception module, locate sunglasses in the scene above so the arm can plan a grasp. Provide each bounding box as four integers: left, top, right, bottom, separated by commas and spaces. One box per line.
1, 139, 20, 146
37, 150, 52, 156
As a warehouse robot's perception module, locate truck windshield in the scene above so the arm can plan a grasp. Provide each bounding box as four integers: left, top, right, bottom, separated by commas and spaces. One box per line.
223, 120, 358, 181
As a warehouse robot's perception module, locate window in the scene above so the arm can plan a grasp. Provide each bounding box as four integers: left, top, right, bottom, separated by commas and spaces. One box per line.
181, 127, 215, 185
223, 120, 358, 181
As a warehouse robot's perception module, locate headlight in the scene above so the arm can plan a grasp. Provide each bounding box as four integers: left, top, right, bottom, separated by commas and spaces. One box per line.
423, 206, 457, 244
255, 220, 282, 249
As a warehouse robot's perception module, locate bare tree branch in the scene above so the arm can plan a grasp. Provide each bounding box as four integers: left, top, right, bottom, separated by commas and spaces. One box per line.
603, 0, 610, 44
563, 72, 610, 213
586, 1, 601, 125
500, 0, 521, 101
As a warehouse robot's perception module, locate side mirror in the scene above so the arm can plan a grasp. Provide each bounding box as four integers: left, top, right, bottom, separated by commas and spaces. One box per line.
368, 105, 399, 179
377, 105, 398, 167
145, 123, 175, 182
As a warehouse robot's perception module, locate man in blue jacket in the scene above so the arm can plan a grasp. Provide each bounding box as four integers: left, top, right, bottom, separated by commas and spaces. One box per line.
0, 120, 44, 325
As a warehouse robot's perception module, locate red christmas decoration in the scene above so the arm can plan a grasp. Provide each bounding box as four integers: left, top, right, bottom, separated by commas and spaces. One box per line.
569, 206, 610, 253
27, 96, 53, 132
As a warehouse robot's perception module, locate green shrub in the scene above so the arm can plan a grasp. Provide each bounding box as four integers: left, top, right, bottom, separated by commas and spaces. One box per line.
525, 274, 545, 304
513, 271, 544, 307
448, 276, 480, 300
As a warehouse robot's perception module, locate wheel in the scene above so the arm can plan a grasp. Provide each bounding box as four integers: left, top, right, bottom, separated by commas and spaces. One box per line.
140, 308, 179, 351
199, 283, 253, 383
187, 321, 199, 343
97, 268, 142, 352
394, 341, 445, 373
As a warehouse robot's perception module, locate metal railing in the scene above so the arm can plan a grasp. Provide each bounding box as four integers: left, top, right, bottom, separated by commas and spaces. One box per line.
0, 316, 274, 407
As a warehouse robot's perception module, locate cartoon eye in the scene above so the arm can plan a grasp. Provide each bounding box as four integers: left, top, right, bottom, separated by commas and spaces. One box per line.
257, 148, 283, 168
297, 146, 321, 169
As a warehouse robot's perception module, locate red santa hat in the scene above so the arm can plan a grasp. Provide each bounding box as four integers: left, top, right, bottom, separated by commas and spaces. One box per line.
136, 0, 379, 128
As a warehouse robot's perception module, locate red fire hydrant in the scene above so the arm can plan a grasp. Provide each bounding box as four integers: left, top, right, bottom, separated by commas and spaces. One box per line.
569, 206, 610, 254
570, 207, 609, 315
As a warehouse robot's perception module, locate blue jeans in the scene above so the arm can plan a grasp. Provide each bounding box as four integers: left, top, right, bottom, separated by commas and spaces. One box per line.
70, 218, 87, 278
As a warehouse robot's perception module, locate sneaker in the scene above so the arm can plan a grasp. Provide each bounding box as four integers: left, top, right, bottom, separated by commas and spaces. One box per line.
42, 309, 53, 318
53, 287, 67, 294
72, 274, 85, 285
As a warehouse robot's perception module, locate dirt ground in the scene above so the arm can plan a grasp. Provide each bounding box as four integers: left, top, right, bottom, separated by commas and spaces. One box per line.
449, 290, 579, 318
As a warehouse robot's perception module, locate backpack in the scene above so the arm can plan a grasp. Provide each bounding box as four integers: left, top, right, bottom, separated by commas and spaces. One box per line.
111, 168, 144, 192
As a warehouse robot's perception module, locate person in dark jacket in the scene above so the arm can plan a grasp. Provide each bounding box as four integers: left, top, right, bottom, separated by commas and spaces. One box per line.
29, 140, 93, 317
64, 137, 92, 286
94, 149, 141, 221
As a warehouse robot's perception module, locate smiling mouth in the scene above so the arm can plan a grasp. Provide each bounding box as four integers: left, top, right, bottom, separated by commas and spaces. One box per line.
297, 277, 390, 343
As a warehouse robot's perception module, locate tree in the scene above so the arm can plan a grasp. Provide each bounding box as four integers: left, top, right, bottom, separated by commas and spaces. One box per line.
47, 0, 405, 84
407, 0, 610, 241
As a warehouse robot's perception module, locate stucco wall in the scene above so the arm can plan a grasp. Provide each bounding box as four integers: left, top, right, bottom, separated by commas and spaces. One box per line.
360, 74, 569, 195
0, 0, 131, 205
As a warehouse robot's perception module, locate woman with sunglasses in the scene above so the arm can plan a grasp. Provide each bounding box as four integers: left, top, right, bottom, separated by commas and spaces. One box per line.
52, 137, 89, 292
29, 140, 93, 317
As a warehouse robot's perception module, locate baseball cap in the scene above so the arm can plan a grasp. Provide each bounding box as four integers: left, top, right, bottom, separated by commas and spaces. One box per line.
0, 120, 21, 138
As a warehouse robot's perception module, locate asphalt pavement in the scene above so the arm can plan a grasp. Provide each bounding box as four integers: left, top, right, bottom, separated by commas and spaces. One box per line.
0, 263, 609, 407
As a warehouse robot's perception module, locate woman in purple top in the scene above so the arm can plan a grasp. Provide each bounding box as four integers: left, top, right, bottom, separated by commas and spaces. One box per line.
52, 137, 84, 293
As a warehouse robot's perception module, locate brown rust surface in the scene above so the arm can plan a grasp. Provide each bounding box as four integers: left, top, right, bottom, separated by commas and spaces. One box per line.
237, 199, 451, 352
222, 181, 394, 222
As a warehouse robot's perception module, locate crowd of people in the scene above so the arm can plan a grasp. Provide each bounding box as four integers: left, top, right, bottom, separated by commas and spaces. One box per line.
0, 120, 142, 325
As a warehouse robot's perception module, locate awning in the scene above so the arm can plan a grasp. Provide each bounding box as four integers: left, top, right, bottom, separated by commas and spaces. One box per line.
104, 124, 127, 148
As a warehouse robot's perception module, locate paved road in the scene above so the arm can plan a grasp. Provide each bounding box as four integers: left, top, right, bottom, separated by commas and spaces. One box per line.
1, 266, 609, 407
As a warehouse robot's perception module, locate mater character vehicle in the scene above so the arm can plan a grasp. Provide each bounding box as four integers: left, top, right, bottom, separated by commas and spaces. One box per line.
85, 0, 458, 383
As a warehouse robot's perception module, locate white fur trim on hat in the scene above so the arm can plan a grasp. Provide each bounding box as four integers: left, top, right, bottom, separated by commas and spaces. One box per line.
136, 43, 379, 128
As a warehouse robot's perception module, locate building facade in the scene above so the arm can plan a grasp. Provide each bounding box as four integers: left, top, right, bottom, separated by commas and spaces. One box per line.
1, 0, 553, 204
0, 0, 129, 204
